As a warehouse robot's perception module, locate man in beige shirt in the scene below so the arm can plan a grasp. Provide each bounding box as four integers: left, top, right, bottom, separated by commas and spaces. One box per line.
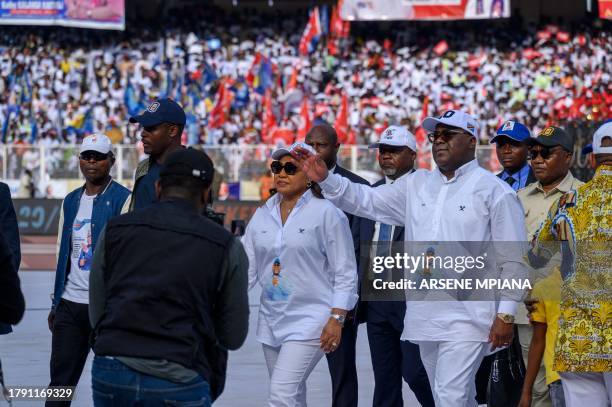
516, 126, 583, 407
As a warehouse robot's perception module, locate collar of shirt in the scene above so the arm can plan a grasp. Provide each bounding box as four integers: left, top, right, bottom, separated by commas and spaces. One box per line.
265, 189, 314, 226
501, 163, 531, 190
527, 171, 577, 198
330, 164, 337, 174
435, 159, 480, 184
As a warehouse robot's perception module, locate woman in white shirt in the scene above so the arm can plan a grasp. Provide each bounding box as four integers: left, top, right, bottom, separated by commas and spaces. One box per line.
243, 142, 358, 407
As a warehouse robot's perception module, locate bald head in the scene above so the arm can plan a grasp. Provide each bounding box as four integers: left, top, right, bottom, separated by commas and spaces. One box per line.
307, 124, 338, 145
305, 124, 340, 170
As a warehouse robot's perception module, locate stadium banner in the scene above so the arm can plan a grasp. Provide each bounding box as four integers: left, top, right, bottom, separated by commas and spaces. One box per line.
600, 0, 612, 19
340, 0, 510, 21
14, 199, 260, 235
0, 0, 125, 30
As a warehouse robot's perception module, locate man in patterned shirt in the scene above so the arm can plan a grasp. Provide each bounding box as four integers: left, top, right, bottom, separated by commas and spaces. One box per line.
531, 121, 612, 407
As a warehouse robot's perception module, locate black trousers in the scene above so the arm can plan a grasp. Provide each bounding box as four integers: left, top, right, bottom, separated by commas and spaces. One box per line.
326, 316, 359, 407
367, 302, 435, 407
46, 299, 91, 407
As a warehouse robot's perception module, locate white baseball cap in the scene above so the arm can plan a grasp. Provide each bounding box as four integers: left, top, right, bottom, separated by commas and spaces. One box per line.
271, 141, 316, 160
369, 125, 417, 152
422, 110, 480, 139
80, 134, 112, 154
592, 121, 612, 154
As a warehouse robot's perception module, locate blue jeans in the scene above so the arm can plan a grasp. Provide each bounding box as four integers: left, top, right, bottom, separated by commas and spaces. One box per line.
549, 380, 566, 407
92, 356, 211, 407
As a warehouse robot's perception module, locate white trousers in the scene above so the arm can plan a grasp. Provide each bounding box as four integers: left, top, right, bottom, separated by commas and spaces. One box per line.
262, 340, 324, 407
418, 341, 489, 407
560, 372, 612, 407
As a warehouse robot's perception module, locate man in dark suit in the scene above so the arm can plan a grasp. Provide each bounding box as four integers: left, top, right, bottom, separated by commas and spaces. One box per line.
306, 124, 368, 407
360, 126, 434, 407
491, 120, 536, 191
0, 182, 22, 335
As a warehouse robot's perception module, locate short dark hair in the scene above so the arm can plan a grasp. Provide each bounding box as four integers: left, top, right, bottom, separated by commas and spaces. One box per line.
159, 174, 211, 202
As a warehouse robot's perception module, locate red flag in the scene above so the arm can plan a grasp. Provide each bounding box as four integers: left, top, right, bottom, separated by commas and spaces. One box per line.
286, 66, 299, 92
327, 38, 339, 56
536, 30, 552, 41
522, 48, 542, 60
246, 52, 262, 87
334, 93, 349, 143
296, 98, 312, 142
299, 7, 322, 56
209, 80, 233, 128
433, 40, 449, 56
468, 53, 487, 69
261, 89, 277, 143
341, 21, 350, 38
576, 34, 587, 47
271, 127, 295, 145
600, 0, 612, 19
556, 31, 570, 43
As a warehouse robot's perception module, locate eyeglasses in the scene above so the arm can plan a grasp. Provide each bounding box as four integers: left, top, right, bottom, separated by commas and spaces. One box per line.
271, 161, 299, 175
427, 129, 468, 143
79, 151, 110, 161
529, 146, 564, 160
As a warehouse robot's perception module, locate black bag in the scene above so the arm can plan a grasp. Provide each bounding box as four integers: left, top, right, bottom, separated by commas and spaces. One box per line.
487, 326, 525, 407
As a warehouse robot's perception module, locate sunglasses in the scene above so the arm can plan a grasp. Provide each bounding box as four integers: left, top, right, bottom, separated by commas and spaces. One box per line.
427, 129, 468, 143
528, 146, 564, 160
79, 151, 110, 162
271, 161, 299, 175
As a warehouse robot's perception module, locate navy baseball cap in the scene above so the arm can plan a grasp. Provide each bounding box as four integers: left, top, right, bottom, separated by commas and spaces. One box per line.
581, 144, 593, 155
129, 98, 186, 127
490, 121, 531, 144
160, 147, 214, 183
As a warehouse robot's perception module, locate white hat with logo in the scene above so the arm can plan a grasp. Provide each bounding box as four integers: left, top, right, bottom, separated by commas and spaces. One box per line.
592, 121, 612, 154
80, 134, 112, 154
422, 110, 480, 139
369, 125, 417, 152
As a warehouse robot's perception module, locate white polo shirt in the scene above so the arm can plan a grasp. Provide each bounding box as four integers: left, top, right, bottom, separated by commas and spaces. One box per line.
243, 189, 358, 347
319, 159, 529, 343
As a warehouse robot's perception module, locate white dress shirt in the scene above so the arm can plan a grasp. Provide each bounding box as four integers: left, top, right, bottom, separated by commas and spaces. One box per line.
243, 189, 358, 347
319, 159, 529, 342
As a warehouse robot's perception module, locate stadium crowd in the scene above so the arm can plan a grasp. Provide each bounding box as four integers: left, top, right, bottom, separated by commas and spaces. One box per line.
0, 6, 610, 148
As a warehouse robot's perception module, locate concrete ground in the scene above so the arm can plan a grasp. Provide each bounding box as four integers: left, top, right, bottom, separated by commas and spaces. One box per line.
0, 271, 422, 406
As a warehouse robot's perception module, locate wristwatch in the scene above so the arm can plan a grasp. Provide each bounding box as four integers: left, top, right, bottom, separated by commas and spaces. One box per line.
330, 313, 346, 327
497, 313, 515, 324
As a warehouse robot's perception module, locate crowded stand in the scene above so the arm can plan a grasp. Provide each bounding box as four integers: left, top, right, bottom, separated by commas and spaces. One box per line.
1, 6, 610, 149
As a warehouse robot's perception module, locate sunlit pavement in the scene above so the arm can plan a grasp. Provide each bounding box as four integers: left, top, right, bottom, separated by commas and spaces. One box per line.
0, 271, 421, 406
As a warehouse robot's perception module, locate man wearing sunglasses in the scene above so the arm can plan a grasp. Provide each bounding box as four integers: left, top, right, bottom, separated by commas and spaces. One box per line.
490, 121, 537, 191
305, 124, 369, 407
361, 126, 434, 407
47, 134, 130, 406
293, 110, 528, 407
124, 98, 186, 212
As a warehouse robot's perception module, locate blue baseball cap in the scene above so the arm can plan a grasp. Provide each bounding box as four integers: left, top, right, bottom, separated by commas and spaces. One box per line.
490, 121, 531, 144
129, 98, 186, 127
581, 144, 593, 155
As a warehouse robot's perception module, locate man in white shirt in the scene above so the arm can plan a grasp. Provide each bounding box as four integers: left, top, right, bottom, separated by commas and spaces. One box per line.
293, 110, 529, 407
361, 126, 434, 407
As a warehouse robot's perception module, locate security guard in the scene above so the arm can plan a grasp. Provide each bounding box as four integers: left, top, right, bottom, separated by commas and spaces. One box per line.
89, 147, 249, 406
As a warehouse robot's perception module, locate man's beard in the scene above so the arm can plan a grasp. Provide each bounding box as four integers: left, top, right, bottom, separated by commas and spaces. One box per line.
382, 167, 397, 176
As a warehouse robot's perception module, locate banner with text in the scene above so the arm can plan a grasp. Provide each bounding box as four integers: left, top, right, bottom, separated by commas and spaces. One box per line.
340, 0, 510, 21
0, 0, 125, 30
600, 0, 612, 20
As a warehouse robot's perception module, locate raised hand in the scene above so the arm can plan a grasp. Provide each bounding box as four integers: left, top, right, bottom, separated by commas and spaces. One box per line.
291, 147, 329, 183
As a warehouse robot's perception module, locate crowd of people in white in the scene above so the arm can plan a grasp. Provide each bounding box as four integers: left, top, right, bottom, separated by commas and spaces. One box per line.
0, 6, 609, 149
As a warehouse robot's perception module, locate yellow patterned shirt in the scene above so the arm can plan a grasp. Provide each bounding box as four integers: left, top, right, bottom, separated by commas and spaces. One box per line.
533, 165, 612, 373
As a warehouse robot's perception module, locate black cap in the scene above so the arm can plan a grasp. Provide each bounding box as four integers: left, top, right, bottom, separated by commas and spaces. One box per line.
529, 126, 574, 151
160, 148, 214, 183
129, 98, 186, 127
